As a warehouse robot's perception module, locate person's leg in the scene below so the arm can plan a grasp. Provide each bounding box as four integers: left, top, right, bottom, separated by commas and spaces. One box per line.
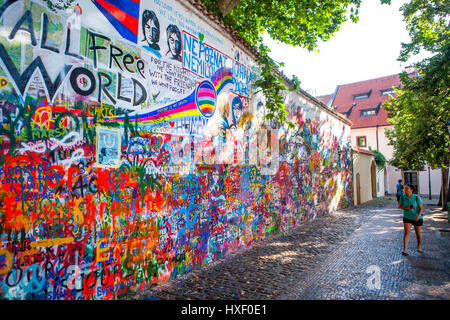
403, 222, 412, 255
414, 225, 423, 252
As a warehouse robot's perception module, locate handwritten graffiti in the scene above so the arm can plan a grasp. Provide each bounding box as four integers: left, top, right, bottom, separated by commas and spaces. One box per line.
0, 0, 353, 301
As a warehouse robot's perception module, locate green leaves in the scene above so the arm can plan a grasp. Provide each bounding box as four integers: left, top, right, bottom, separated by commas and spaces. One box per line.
252, 47, 295, 129
398, 0, 450, 62
205, 0, 369, 51
290, 75, 301, 91
385, 0, 449, 172
384, 58, 449, 170
200, 0, 391, 127
368, 147, 387, 171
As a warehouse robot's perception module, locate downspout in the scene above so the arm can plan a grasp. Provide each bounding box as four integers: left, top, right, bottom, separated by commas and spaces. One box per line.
375, 103, 381, 151
376, 124, 379, 151
376, 124, 379, 197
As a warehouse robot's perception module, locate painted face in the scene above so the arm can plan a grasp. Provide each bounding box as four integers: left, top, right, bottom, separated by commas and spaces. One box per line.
144, 19, 158, 44
233, 105, 243, 124
168, 32, 180, 57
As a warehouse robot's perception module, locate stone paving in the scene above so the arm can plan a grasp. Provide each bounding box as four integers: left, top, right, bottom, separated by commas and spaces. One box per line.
132, 197, 449, 300
281, 197, 450, 300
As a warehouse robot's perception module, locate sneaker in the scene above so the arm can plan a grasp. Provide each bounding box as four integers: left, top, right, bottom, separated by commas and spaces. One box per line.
402, 251, 409, 256
417, 248, 423, 253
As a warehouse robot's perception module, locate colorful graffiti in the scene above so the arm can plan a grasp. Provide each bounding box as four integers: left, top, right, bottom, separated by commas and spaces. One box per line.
0, 0, 353, 300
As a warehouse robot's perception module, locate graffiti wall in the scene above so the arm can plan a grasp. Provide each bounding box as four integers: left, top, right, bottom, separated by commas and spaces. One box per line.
0, 0, 353, 300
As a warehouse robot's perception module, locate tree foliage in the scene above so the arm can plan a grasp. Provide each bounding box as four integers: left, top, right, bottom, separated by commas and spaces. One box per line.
384, 0, 449, 208
384, 0, 449, 169
384, 57, 449, 171
398, 0, 449, 62
252, 47, 294, 129
202, 0, 390, 50
200, 0, 390, 124
369, 147, 387, 171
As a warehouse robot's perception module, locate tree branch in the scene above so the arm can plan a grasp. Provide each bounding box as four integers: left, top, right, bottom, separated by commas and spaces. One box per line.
217, 0, 241, 16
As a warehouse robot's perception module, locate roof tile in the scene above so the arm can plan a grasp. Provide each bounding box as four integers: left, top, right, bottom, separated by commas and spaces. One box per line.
330, 74, 401, 128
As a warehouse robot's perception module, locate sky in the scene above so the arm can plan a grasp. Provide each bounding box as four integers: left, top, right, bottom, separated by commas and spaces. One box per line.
263, 0, 430, 97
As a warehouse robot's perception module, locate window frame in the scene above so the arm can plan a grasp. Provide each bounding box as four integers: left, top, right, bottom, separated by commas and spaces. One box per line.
353, 93, 369, 101
360, 109, 377, 117
356, 136, 367, 147
353, 90, 372, 101
380, 88, 395, 96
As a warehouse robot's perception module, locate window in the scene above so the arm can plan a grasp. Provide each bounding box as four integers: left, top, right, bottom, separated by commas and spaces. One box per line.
354, 93, 369, 100
361, 109, 376, 117
381, 88, 395, 96
353, 90, 372, 101
356, 136, 367, 147
404, 172, 418, 193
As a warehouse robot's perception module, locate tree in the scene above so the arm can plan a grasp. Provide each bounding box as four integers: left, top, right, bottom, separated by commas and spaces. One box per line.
200, 0, 391, 126
369, 147, 387, 172
203, 0, 391, 50
383, 0, 450, 210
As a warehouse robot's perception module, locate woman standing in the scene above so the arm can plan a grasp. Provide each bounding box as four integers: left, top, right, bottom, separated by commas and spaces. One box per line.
398, 184, 423, 256
396, 179, 404, 202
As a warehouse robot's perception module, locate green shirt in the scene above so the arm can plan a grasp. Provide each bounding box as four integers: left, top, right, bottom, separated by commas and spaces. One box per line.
400, 194, 423, 220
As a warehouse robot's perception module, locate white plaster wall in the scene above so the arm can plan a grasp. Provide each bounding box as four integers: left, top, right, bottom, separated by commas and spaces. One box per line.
376, 167, 385, 197
418, 168, 445, 197
352, 125, 442, 196
353, 152, 375, 205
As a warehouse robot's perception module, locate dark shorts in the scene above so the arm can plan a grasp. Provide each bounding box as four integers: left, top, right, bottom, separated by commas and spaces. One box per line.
403, 218, 423, 226
396, 194, 400, 202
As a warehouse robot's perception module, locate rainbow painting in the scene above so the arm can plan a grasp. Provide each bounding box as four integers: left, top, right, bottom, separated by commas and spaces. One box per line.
104, 81, 216, 125
195, 81, 216, 118
104, 95, 199, 125
211, 67, 233, 94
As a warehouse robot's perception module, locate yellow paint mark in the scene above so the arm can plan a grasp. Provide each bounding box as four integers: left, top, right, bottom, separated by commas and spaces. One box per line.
97, 238, 110, 262
30, 237, 74, 248
0, 77, 9, 89
0, 249, 12, 275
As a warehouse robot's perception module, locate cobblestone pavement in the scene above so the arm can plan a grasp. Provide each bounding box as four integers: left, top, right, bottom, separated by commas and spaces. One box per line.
133, 197, 449, 300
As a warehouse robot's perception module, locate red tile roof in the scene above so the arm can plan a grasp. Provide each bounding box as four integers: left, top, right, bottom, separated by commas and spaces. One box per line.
353, 147, 375, 156
328, 74, 401, 129
316, 94, 333, 105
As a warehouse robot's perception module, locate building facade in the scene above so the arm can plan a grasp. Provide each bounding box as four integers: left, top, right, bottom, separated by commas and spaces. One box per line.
317, 74, 442, 198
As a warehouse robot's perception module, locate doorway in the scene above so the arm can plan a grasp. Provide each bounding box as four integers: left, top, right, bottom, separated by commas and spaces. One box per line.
404, 171, 419, 193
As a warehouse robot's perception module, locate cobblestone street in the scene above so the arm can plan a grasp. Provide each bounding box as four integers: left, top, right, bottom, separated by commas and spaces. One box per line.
134, 197, 449, 300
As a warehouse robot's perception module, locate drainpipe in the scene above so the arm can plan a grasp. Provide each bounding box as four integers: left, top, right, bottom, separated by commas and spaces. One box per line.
376, 124, 379, 151
428, 165, 432, 200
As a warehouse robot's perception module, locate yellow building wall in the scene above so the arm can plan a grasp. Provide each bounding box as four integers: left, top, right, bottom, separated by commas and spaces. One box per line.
353, 151, 376, 205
